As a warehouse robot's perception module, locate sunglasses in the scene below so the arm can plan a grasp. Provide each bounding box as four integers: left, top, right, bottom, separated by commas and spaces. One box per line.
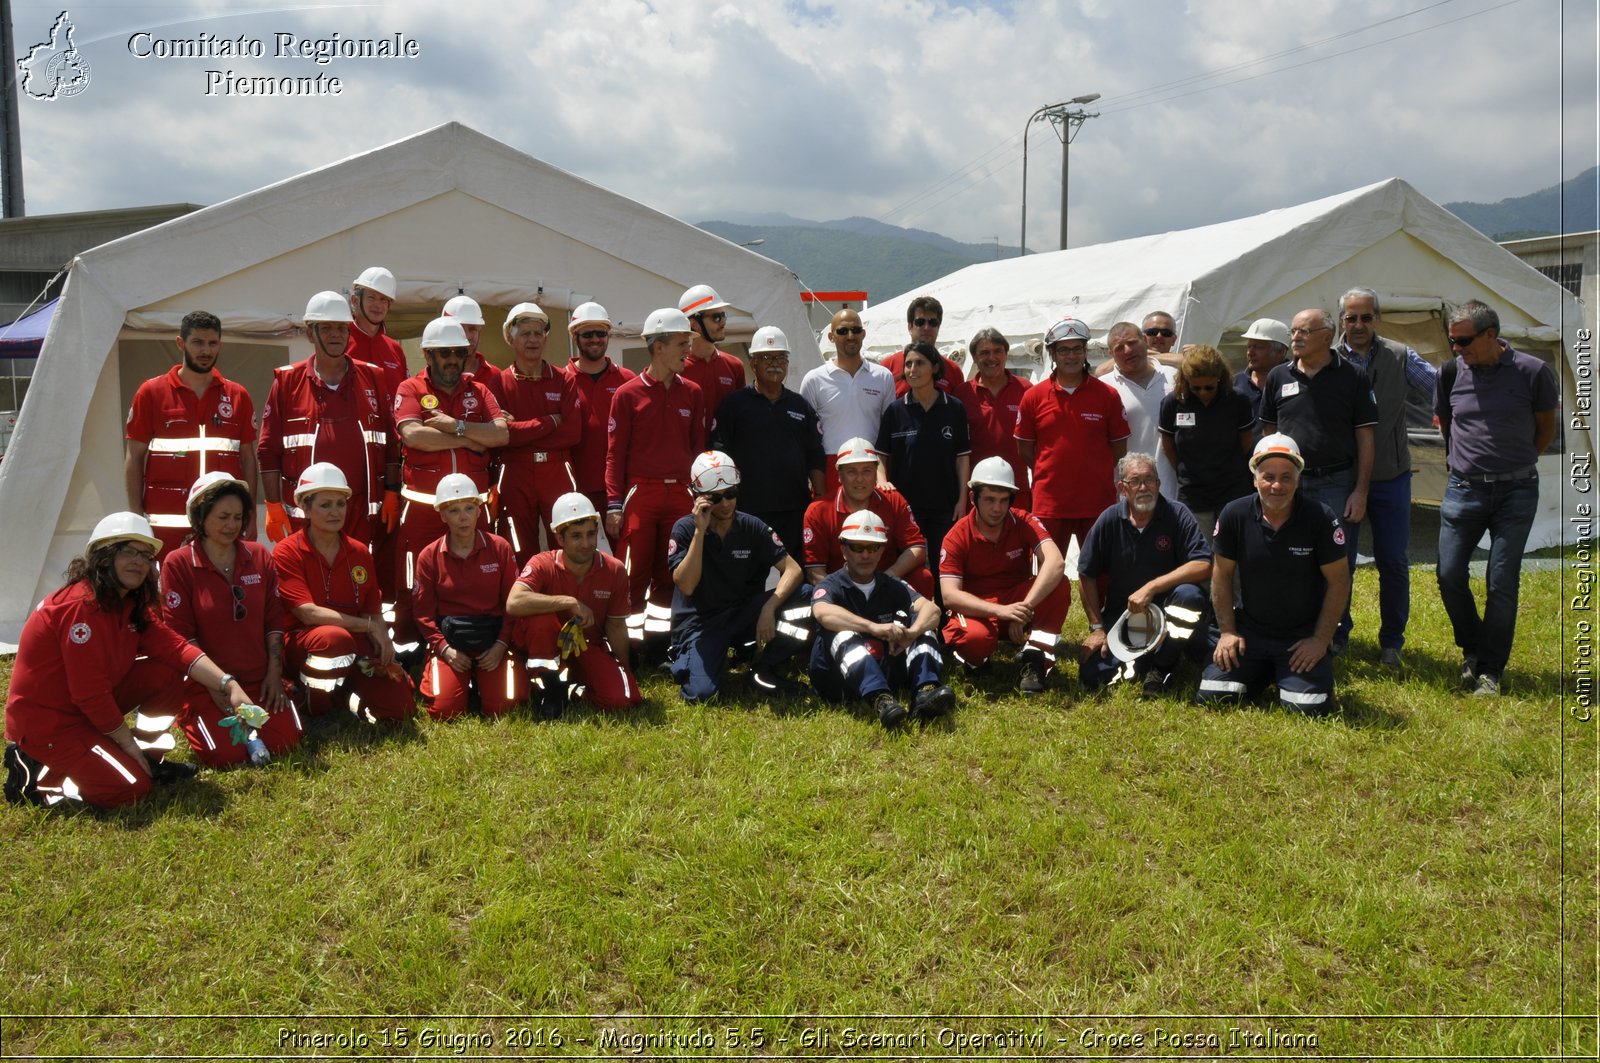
1342, 313, 1376, 325
1143, 328, 1176, 338
576, 330, 610, 341
702, 312, 726, 323
912, 317, 941, 328
834, 326, 864, 336
1447, 330, 1484, 348
231, 583, 246, 622
700, 489, 738, 504
845, 541, 884, 553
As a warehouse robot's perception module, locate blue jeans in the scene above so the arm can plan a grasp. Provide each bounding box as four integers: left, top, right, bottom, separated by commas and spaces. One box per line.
1365, 472, 1412, 650
1298, 470, 1357, 643
1435, 474, 1539, 676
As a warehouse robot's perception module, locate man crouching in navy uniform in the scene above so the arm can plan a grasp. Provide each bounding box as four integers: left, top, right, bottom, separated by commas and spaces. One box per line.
1198, 433, 1349, 714
667, 451, 813, 701
809, 510, 955, 728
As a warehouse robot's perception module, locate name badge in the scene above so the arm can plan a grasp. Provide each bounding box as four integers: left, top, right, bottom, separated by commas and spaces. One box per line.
1176, 412, 1196, 426
1280, 382, 1300, 398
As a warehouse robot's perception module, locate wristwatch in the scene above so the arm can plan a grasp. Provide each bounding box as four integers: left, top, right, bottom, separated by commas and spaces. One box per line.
217, 672, 236, 693
1088, 623, 1105, 632
454, 418, 467, 437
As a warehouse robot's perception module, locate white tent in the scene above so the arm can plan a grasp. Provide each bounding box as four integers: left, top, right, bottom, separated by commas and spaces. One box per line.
853, 177, 1588, 550
0, 122, 817, 645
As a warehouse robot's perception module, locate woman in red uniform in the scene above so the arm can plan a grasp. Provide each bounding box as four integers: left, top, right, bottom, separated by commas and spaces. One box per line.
4, 512, 255, 808
412, 473, 525, 719
272, 462, 414, 722
161, 472, 304, 767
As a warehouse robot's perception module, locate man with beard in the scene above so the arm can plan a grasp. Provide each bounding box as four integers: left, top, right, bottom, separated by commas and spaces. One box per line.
678, 284, 746, 433
345, 266, 407, 397
1197, 434, 1348, 714
442, 294, 496, 380
125, 310, 258, 558
562, 302, 635, 536
390, 318, 509, 647
1234, 318, 1290, 436
710, 325, 826, 557
1076, 453, 1212, 697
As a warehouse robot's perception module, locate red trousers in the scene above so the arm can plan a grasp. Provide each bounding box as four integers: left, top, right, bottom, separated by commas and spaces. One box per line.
390, 498, 489, 644
497, 460, 576, 564
175, 673, 304, 768
420, 650, 528, 720
941, 576, 1072, 667
517, 615, 641, 711
15, 659, 183, 808
619, 480, 691, 616
285, 626, 415, 721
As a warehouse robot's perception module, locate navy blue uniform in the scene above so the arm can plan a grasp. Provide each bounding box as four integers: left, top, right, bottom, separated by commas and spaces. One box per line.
1157, 391, 1254, 512
1197, 494, 1346, 712
875, 391, 970, 582
1077, 496, 1212, 689
710, 385, 825, 557
666, 511, 811, 701
1258, 353, 1378, 473
809, 569, 944, 703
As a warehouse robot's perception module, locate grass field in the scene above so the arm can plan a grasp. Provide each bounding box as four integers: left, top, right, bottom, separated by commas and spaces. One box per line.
0, 564, 1593, 1059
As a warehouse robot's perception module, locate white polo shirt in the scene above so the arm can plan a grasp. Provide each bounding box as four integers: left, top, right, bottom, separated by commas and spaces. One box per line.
800, 357, 896, 454
1107, 362, 1178, 498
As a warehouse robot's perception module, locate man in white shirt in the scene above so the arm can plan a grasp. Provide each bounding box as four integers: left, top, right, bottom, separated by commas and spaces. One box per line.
800, 308, 896, 492
1103, 321, 1177, 499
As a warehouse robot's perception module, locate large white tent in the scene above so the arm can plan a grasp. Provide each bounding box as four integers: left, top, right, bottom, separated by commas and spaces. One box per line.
0, 122, 817, 645
854, 177, 1588, 550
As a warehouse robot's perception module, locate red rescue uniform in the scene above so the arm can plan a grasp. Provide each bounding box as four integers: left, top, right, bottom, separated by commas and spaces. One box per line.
346, 323, 408, 399
801, 486, 935, 599
125, 366, 257, 557
257, 358, 395, 548
160, 540, 304, 767
5, 583, 200, 807
565, 358, 637, 516
679, 349, 746, 434
484, 361, 583, 562
605, 372, 706, 629
939, 507, 1071, 666
272, 530, 414, 720
412, 530, 525, 719
962, 372, 1032, 512
513, 549, 640, 711
1014, 375, 1129, 551
881, 349, 967, 397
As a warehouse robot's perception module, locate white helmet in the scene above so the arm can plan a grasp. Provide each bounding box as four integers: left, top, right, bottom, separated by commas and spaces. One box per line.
835, 437, 880, 466
304, 290, 355, 325
1250, 432, 1305, 472
568, 301, 611, 333
293, 462, 352, 505
87, 512, 162, 554
420, 317, 470, 350
1242, 317, 1291, 347
186, 471, 250, 518
551, 492, 600, 531
678, 284, 731, 316
1044, 317, 1091, 346
968, 455, 1019, 492
643, 307, 693, 337
442, 295, 484, 325
749, 325, 789, 354
352, 266, 397, 299
433, 473, 481, 509
690, 451, 740, 494
1106, 605, 1168, 664
838, 510, 889, 545
502, 301, 550, 342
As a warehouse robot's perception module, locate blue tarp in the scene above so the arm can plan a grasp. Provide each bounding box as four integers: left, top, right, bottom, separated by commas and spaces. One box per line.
0, 298, 57, 358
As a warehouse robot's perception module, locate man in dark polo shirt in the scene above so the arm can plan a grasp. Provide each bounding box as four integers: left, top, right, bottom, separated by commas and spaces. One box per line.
667, 451, 813, 702
1077, 453, 1212, 697
1198, 433, 1349, 713
1236, 317, 1289, 435
710, 325, 826, 558
1259, 307, 1376, 654
1337, 287, 1439, 669
1435, 300, 1559, 697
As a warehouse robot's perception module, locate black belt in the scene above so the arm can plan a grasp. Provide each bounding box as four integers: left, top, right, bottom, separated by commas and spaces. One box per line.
1301, 460, 1352, 477
1454, 464, 1538, 484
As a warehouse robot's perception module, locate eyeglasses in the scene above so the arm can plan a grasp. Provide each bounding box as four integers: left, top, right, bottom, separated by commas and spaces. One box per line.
700, 489, 738, 504
1342, 313, 1375, 325
1143, 327, 1176, 338
833, 326, 864, 336
231, 583, 246, 622
1447, 330, 1484, 348
576, 330, 610, 341
912, 317, 941, 328
753, 352, 789, 361
702, 312, 726, 324
1120, 476, 1160, 488
1289, 326, 1331, 336
844, 541, 884, 553
115, 544, 157, 564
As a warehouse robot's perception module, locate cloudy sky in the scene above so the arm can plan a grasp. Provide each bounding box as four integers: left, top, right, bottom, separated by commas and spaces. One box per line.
8, 0, 1597, 253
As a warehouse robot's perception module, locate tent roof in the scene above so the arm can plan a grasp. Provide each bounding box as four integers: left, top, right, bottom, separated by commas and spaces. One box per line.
0, 298, 57, 357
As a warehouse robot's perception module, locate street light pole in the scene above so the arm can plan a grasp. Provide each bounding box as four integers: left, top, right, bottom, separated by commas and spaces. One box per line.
1019, 92, 1099, 255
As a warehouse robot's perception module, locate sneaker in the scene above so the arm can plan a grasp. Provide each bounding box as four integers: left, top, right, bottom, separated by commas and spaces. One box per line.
1140, 670, 1173, 699
1018, 658, 1048, 695
1380, 647, 1403, 670
911, 683, 955, 720
874, 691, 907, 728
1459, 655, 1479, 689
751, 673, 808, 699
1473, 672, 1501, 698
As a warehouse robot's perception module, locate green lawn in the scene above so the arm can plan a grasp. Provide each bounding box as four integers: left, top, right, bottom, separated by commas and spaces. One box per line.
0, 565, 1593, 1059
